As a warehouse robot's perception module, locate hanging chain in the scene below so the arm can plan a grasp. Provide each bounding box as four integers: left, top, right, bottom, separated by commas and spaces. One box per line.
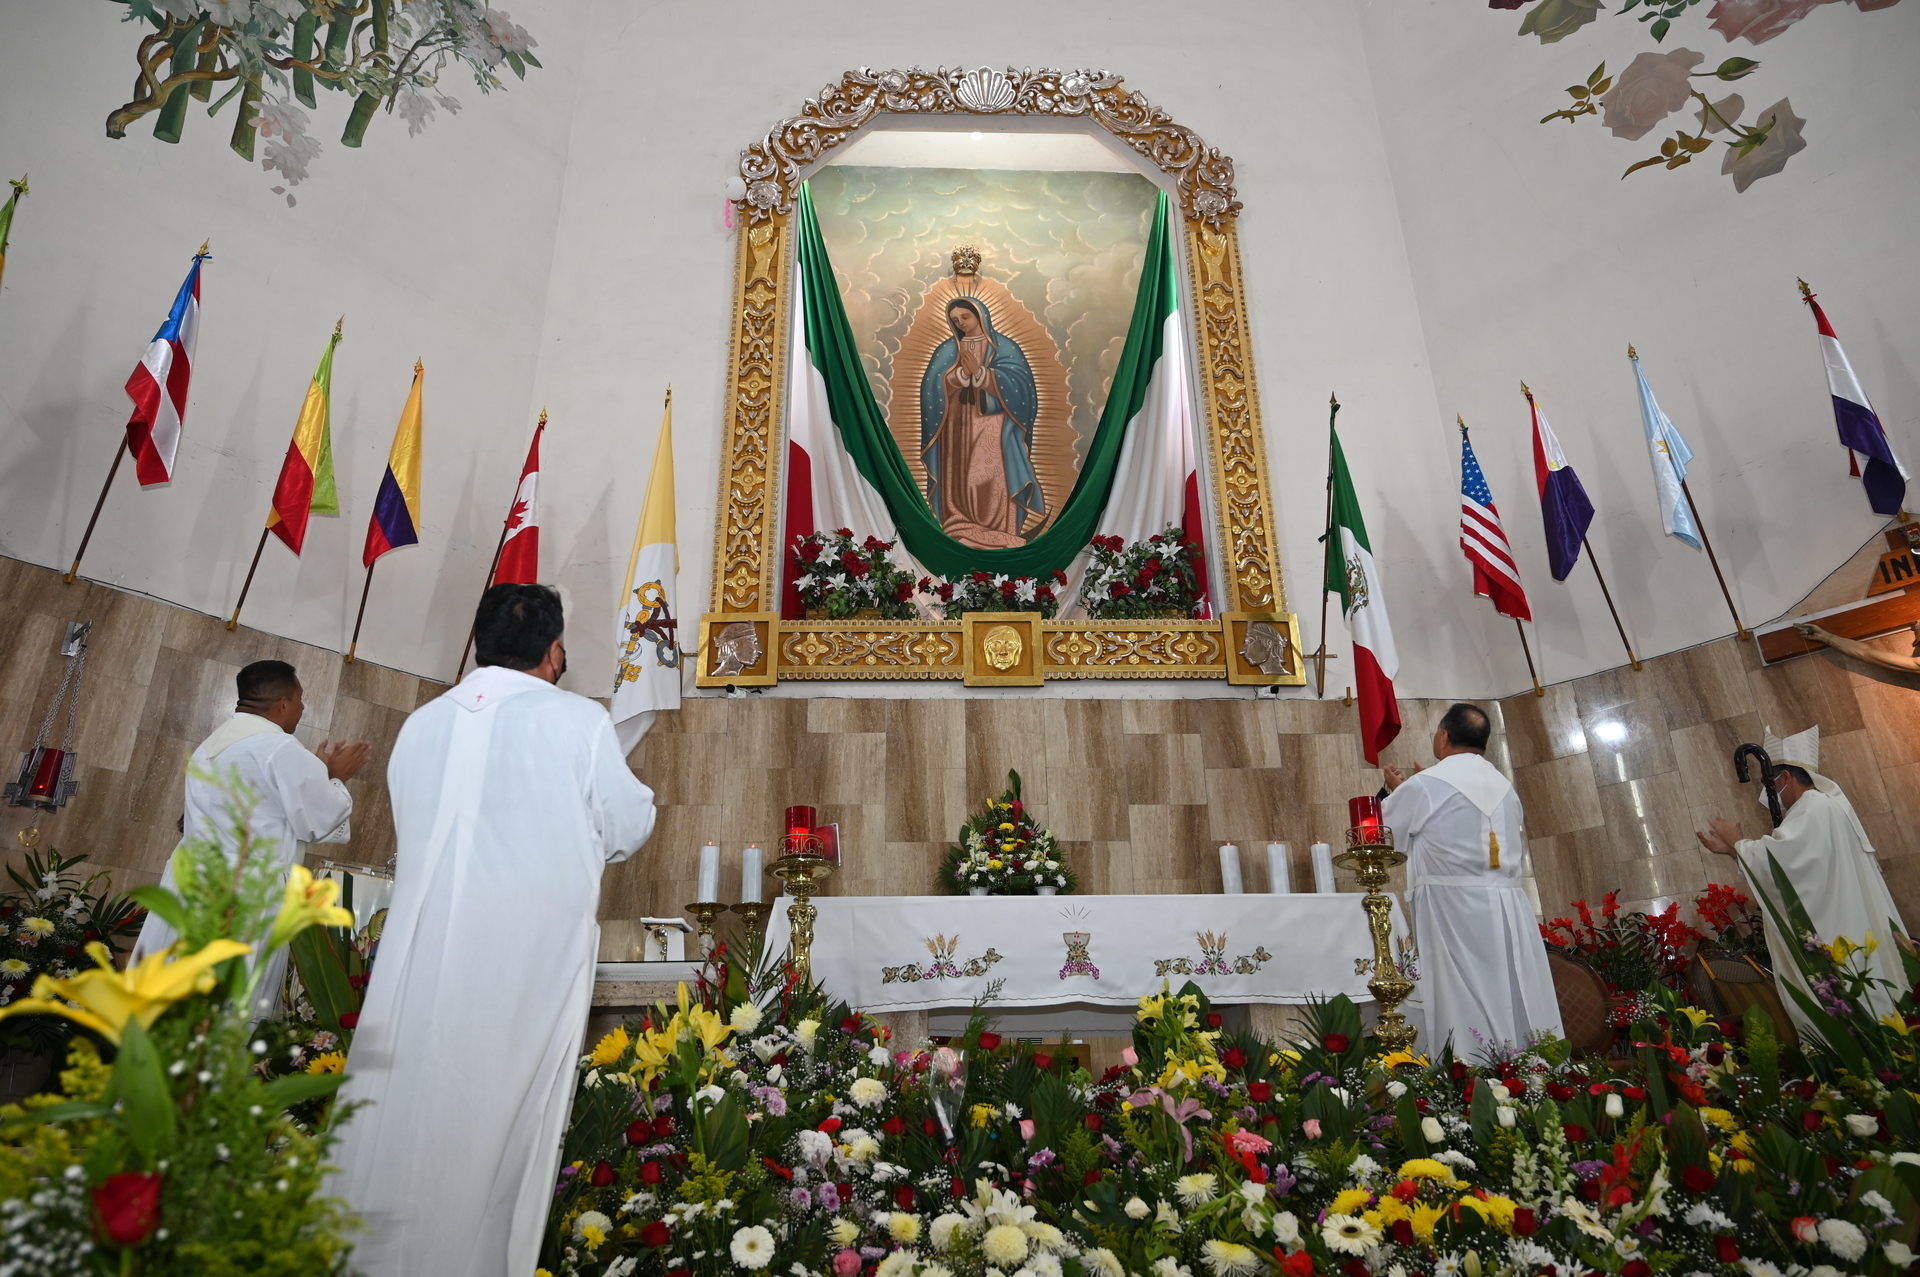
29, 644, 83, 751
57, 642, 88, 753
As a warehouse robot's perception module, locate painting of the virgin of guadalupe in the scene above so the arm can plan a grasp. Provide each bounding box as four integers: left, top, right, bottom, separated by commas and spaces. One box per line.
920, 295, 1043, 549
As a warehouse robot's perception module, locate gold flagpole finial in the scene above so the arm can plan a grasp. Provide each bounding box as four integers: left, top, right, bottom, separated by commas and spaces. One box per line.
665, 385, 672, 408
1797, 277, 1814, 298
333, 315, 344, 338
1457, 413, 1467, 433
194, 237, 209, 257
1330, 391, 1338, 405
1520, 380, 1531, 397
414, 358, 424, 374
1627, 343, 1637, 359
538, 407, 548, 426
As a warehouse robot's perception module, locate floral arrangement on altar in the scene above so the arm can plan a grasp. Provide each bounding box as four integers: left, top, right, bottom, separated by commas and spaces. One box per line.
1079, 527, 1205, 621
925, 571, 1067, 621
1694, 881, 1768, 961
938, 771, 1075, 897
542, 859, 1920, 1277
0, 769, 358, 1274
0, 849, 144, 1056
1539, 890, 1701, 1001
791, 530, 922, 621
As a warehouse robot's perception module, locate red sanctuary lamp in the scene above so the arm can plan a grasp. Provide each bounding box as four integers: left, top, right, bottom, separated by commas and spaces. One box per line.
1347, 795, 1386, 848
783, 806, 818, 855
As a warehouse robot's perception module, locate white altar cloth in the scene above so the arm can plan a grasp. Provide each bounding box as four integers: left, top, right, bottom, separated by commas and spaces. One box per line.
762, 894, 1409, 1013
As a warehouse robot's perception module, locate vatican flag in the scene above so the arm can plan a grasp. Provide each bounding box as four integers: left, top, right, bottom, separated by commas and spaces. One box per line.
611, 394, 681, 755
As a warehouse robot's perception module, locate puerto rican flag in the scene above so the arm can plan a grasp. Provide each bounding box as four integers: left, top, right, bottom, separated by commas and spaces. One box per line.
491, 417, 542, 584
124, 249, 207, 486
1802, 285, 1908, 517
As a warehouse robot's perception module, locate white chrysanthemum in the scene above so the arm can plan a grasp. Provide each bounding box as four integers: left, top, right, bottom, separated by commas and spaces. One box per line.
888, 1213, 922, 1244
1861, 1190, 1898, 1224
1807, 1266, 1842, 1277
921, 1267, 954, 1277
1505, 1240, 1554, 1270
1272, 1211, 1300, 1246
795, 1019, 820, 1050
846, 1136, 881, 1163
732, 1225, 776, 1269
22, 918, 54, 937
1029, 1254, 1064, 1277
1174, 1173, 1218, 1206
983, 1224, 1029, 1265
0, 960, 26, 977
1819, 1219, 1868, 1263
1155, 1200, 1183, 1231
1123, 1197, 1150, 1220
1348, 1154, 1380, 1180
930, 1214, 967, 1251
850, 1077, 888, 1109
1740, 1259, 1783, 1277
1150, 1258, 1192, 1277
876, 1254, 917, 1277
1085, 1248, 1125, 1277
1023, 1222, 1068, 1255
1321, 1215, 1382, 1257
730, 1003, 764, 1032
796, 1129, 834, 1166
1202, 1240, 1261, 1277
574, 1210, 613, 1240
1682, 1202, 1734, 1230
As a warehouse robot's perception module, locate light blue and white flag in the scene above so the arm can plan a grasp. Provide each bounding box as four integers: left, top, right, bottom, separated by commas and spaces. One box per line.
1631, 350, 1701, 549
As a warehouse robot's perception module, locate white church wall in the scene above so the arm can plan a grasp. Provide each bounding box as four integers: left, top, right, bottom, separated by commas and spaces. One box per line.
1357, 0, 1920, 695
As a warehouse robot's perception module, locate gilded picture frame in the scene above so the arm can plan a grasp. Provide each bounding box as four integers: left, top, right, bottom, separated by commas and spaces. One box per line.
700, 66, 1294, 686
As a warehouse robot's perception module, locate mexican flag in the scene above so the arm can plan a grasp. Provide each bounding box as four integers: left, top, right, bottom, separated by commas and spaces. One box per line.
779, 182, 1201, 614
1326, 414, 1400, 764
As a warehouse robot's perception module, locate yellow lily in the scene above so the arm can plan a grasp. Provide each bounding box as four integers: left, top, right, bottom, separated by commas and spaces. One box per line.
1882, 1013, 1913, 1038
267, 865, 355, 951
626, 1026, 675, 1089
1677, 1006, 1711, 1029
0, 939, 251, 1044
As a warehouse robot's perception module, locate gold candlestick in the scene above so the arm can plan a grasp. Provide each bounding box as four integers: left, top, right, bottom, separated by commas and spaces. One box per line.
1333, 827, 1419, 1053
768, 852, 834, 984
686, 902, 727, 957
730, 900, 772, 947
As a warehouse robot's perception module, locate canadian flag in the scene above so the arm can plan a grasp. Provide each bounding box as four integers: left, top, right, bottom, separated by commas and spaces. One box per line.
492, 418, 542, 584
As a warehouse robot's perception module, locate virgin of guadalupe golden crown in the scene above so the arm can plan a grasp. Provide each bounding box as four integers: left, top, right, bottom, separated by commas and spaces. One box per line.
950, 245, 982, 277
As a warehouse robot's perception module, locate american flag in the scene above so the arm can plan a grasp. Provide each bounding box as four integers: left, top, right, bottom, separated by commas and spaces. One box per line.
125, 248, 207, 487
1459, 422, 1531, 622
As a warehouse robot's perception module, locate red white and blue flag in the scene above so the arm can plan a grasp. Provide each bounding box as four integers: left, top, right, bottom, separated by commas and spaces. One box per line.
1802, 284, 1908, 517
1459, 422, 1530, 622
124, 248, 207, 486
1526, 386, 1596, 582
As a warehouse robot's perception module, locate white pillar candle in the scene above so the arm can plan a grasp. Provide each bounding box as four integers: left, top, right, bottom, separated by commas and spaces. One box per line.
1311, 841, 1337, 894
1218, 843, 1244, 894
696, 841, 721, 903
1266, 842, 1291, 894
740, 844, 763, 904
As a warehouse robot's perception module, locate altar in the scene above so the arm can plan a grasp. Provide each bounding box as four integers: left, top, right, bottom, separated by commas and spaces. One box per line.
760, 892, 1416, 1039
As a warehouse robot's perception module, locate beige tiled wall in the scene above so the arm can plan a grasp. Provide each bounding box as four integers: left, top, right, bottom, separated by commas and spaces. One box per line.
3, 553, 1915, 940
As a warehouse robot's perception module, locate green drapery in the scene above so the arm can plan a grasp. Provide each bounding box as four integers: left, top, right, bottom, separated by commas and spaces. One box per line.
794, 181, 1176, 581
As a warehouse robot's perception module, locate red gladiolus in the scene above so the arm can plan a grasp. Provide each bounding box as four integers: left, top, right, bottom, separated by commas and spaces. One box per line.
763, 1158, 794, 1179
640, 1161, 663, 1184
978, 1032, 1002, 1050
1562, 1124, 1588, 1143
1714, 1236, 1740, 1263
883, 1117, 907, 1136
1463, 1079, 1476, 1102
1514, 1208, 1537, 1236
641, 1220, 671, 1247
818, 1117, 843, 1134
1622, 1087, 1646, 1101
1249, 1082, 1273, 1102
1278, 1249, 1315, 1277
895, 1185, 915, 1210
1033, 1053, 1053, 1070
338, 1012, 361, 1029
627, 1119, 650, 1145
591, 1160, 616, 1187
1085, 1113, 1103, 1132
1681, 1165, 1715, 1193
93, 1172, 162, 1247
1324, 1034, 1350, 1053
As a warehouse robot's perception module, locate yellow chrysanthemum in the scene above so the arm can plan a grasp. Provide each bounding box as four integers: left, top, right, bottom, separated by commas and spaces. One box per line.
1330, 1188, 1374, 1216
1698, 1108, 1740, 1135
590, 1026, 631, 1067
1455, 1194, 1517, 1234
305, 1050, 346, 1075
999, 823, 1016, 833
970, 1103, 997, 1129
1409, 1202, 1448, 1242
1373, 1198, 1410, 1225
1397, 1158, 1457, 1182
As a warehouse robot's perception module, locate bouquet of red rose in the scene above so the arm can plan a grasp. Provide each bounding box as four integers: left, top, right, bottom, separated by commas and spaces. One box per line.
925, 569, 1065, 620
788, 528, 920, 620
938, 769, 1076, 896
1079, 525, 1205, 620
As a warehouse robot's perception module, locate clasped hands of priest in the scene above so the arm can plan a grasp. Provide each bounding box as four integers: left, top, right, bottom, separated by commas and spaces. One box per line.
1694, 768, 1815, 859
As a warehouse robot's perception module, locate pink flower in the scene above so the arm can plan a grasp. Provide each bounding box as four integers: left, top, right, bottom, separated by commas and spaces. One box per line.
1791, 1217, 1819, 1244
1019, 1119, 1036, 1142
1303, 1119, 1323, 1140
834, 1250, 863, 1277
1120, 1046, 1139, 1066
1601, 48, 1706, 141
1229, 1129, 1273, 1154
1707, 0, 1840, 44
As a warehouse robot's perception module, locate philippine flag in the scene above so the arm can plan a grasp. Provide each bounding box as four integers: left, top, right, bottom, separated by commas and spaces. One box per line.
492, 417, 543, 584
1801, 283, 1908, 517
124, 249, 207, 487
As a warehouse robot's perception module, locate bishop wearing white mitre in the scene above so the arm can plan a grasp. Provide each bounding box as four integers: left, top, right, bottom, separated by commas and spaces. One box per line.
332, 584, 657, 1277
131, 659, 369, 1020
1384, 702, 1564, 1055
1696, 725, 1909, 1030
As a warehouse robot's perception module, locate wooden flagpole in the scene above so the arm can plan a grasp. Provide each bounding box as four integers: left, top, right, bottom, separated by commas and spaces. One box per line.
226, 527, 271, 631
455, 407, 544, 680
1582, 536, 1641, 670
63, 439, 127, 584
1679, 480, 1748, 640
1514, 618, 1543, 696
344, 563, 375, 663
1311, 393, 1340, 698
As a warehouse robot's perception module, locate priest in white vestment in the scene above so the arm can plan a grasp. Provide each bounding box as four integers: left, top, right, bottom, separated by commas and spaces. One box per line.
1696, 725, 1909, 1031
130, 659, 368, 1019
332, 583, 657, 1277
1383, 702, 1564, 1057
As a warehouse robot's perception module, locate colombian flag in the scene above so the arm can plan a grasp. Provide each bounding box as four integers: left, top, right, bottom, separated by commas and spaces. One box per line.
364, 361, 424, 566
267, 325, 342, 554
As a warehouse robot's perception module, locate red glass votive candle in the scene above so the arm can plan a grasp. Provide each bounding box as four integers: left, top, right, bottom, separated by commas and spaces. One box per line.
785, 805, 816, 831
814, 824, 840, 864
1348, 794, 1382, 833
25, 749, 65, 802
